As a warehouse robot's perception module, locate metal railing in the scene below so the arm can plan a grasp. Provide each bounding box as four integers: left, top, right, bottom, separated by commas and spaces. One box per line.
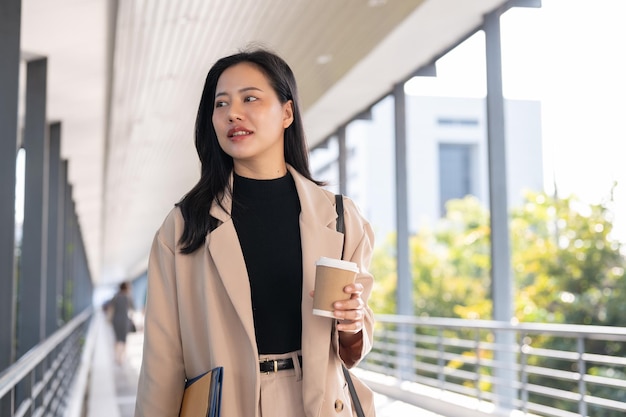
360, 315, 626, 417
0, 308, 93, 417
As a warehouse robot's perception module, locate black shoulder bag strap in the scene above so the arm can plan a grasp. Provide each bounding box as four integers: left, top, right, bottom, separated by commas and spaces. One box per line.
335, 194, 366, 417
335, 194, 345, 252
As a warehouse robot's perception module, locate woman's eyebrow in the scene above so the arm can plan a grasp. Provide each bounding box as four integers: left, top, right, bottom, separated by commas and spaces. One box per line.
215, 86, 263, 98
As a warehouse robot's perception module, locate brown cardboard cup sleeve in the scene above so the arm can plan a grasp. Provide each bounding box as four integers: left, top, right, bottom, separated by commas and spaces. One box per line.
312, 257, 359, 318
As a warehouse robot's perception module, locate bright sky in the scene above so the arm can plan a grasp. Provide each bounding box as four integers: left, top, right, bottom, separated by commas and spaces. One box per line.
405, 0, 626, 243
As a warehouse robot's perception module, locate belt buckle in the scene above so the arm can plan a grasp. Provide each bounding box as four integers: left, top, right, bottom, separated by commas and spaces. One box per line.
262, 359, 278, 374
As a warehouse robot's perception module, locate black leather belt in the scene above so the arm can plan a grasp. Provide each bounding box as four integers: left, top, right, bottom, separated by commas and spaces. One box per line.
259, 355, 302, 373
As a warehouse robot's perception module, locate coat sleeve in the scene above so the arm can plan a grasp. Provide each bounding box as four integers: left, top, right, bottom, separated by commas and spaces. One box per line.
134, 223, 186, 416
333, 196, 375, 368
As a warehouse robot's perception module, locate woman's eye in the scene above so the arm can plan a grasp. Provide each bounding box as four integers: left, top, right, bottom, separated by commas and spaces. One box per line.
244, 96, 258, 103
215, 101, 227, 108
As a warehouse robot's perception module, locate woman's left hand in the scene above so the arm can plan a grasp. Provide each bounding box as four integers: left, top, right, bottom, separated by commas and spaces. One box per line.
309, 282, 365, 364
332, 283, 365, 334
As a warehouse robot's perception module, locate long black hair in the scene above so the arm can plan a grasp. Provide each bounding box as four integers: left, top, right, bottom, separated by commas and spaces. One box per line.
176, 47, 322, 254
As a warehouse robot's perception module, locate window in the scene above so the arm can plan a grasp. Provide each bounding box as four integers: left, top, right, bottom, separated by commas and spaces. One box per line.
437, 118, 479, 126
439, 143, 474, 215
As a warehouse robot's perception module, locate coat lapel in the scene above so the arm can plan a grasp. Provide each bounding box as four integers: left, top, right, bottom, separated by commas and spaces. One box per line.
207, 186, 258, 354
289, 166, 346, 414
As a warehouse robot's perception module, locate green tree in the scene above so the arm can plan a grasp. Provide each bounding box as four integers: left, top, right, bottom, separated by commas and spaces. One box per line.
370, 191, 625, 323
511, 191, 625, 326
368, 233, 397, 316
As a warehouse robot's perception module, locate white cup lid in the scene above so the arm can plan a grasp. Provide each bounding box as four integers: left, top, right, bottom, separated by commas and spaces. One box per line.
316, 257, 358, 273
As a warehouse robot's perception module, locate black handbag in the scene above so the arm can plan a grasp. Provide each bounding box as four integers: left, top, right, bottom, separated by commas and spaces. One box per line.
335, 194, 366, 417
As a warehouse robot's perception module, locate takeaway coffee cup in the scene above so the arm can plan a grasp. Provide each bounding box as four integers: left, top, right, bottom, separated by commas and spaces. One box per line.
313, 257, 359, 318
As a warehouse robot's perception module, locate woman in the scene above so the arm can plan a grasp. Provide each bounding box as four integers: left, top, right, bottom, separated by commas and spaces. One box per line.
109, 281, 135, 364
135, 48, 376, 417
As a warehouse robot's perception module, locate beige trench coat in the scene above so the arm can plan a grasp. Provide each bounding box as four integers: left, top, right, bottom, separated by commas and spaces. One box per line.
134, 166, 376, 417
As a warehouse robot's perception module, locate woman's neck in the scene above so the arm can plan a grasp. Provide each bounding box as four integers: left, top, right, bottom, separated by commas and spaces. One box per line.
233, 161, 287, 179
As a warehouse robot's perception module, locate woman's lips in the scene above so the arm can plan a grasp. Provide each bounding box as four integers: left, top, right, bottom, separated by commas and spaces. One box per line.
227, 127, 253, 138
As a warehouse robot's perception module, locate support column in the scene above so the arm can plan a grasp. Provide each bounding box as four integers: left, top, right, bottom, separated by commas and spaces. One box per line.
17, 56, 49, 358
46, 122, 62, 336
393, 81, 411, 317
62, 184, 75, 322
337, 125, 347, 195
73, 224, 84, 316
393, 81, 413, 381
79, 229, 92, 312
58, 161, 68, 322
484, 7, 516, 410
0, 2, 21, 415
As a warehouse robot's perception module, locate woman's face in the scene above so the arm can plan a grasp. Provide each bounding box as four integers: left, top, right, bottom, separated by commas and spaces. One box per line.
212, 62, 294, 178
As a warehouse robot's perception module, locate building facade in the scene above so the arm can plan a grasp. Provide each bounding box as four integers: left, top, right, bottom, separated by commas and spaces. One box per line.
310, 94, 543, 243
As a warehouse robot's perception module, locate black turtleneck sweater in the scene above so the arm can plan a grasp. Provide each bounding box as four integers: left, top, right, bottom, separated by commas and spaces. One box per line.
231, 172, 302, 354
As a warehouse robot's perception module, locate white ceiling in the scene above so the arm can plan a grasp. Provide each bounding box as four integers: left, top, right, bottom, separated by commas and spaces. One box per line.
20, 0, 507, 285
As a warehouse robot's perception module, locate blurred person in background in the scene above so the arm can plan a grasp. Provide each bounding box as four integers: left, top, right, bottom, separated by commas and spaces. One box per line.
107, 281, 135, 365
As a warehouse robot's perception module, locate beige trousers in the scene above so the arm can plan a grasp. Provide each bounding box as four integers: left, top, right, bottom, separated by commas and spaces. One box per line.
258, 350, 306, 417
